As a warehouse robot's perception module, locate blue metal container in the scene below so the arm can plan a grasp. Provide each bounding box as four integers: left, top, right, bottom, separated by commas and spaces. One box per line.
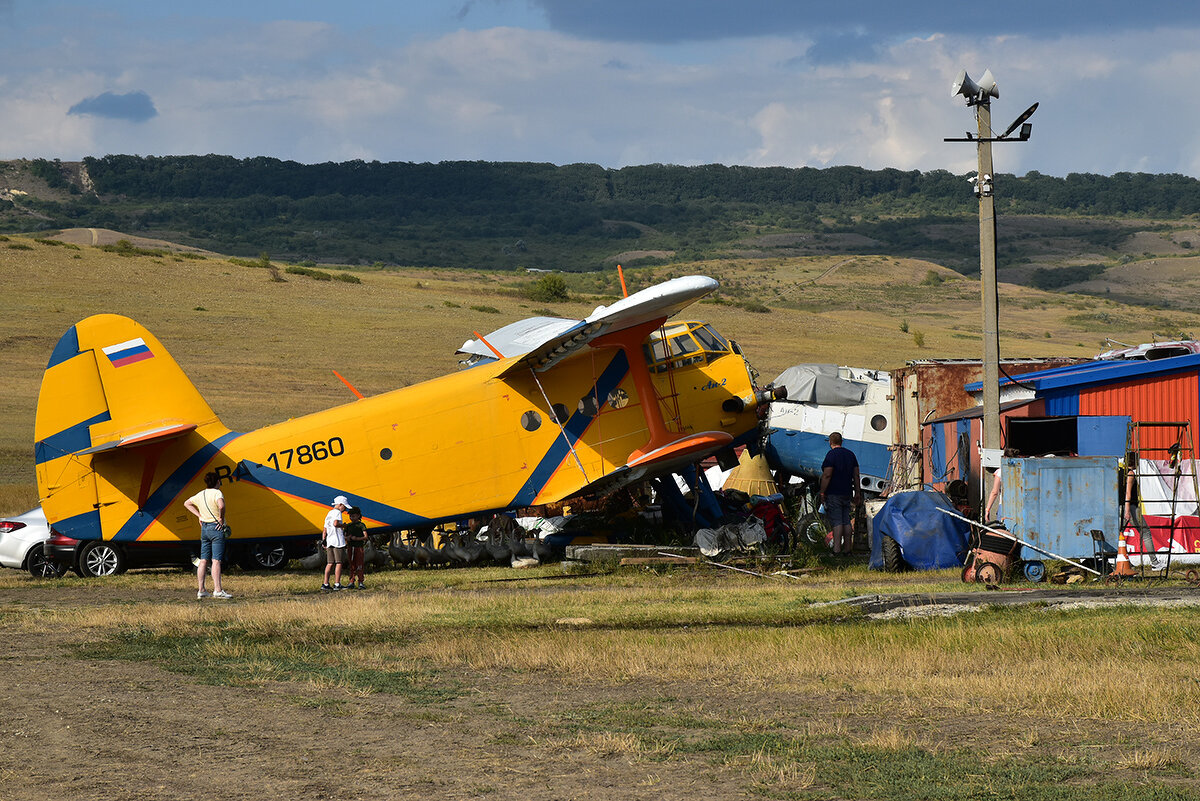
1001, 456, 1119, 560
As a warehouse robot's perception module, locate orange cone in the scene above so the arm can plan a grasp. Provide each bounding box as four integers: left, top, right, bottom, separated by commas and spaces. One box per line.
1112, 531, 1135, 577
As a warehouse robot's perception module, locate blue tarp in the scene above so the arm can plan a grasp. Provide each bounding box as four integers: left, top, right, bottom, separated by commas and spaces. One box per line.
870, 490, 970, 571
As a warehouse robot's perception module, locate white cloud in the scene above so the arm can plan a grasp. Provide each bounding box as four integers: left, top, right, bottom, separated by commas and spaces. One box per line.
1, 13, 1200, 179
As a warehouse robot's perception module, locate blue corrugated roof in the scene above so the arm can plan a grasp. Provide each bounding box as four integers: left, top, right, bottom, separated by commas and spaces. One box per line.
964, 353, 1200, 393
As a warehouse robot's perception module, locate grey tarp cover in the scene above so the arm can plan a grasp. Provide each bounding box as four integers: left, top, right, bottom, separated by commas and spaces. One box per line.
771, 364, 867, 406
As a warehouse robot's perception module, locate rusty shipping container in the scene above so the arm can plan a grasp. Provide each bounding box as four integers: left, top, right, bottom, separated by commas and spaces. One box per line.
891, 358, 1082, 496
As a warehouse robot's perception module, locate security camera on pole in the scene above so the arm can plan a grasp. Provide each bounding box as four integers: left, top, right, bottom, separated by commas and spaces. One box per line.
945, 70, 1038, 496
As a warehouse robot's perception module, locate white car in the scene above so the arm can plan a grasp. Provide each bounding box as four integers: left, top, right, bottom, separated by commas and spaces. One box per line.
0, 507, 64, 578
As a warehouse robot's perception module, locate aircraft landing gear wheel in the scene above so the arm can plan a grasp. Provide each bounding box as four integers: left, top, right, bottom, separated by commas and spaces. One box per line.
78, 541, 125, 577
797, 512, 828, 546
975, 561, 1002, 587
1022, 560, 1045, 583
240, 542, 288, 571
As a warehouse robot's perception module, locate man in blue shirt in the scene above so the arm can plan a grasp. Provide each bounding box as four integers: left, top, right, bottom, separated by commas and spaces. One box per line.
819, 432, 862, 555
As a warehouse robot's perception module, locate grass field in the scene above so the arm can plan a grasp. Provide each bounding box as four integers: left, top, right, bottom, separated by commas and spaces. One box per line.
5, 231, 1200, 799
5, 231, 1200, 513
3, 563, 1199, 800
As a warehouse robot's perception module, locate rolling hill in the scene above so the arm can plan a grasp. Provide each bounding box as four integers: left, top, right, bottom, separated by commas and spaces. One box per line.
4, 231, 1198, 514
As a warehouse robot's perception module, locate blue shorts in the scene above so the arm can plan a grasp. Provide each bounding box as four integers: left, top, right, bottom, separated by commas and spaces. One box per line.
825, 494, 853, 527
200, 521, 227, 562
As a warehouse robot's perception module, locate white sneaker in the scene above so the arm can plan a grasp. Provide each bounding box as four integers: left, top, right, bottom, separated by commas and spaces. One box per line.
213, 590, 233, 599
197, 590, 211, 599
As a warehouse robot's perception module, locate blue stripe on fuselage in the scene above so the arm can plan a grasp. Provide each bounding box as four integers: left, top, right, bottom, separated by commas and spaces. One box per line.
111, 431, 244, 542
507, 349, 630, 508
237, 460, 429, 530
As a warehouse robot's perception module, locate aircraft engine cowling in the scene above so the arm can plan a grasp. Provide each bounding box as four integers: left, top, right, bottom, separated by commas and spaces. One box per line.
721, 386, 787, 414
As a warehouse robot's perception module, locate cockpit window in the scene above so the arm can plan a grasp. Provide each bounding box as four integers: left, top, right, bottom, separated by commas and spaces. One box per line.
641, 322, 733, 373
694, 325, 729, 353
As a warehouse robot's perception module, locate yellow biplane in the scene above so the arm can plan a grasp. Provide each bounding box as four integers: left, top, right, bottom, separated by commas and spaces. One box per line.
34, 276, 779, 575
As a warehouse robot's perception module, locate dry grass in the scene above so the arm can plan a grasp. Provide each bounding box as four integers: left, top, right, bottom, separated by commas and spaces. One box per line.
15, 567, 1200, 729
5, 235, 1200, 513
5, 565, 1200, 797
740, 748, 817, 790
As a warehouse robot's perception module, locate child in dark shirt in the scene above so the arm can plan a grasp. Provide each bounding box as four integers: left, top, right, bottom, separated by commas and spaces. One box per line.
343, 506, 368, 589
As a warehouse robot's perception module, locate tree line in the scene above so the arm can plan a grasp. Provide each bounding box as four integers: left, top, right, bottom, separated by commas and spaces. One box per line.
4, 156, 1198, 270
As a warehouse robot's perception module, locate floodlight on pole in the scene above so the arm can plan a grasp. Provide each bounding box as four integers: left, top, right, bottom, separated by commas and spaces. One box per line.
943, 69, 1037, 494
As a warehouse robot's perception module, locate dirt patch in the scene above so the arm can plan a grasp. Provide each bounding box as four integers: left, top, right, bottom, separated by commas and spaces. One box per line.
1117, 230, 1189, 257
4, 580, 1200, 800
46, 227, 215, 254
605, 249, 674, 263
0, 606, 751, 800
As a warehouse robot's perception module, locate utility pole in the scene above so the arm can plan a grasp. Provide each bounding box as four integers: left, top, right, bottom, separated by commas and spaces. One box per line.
946, 70, 1037, 462
976, 100, 1000, 454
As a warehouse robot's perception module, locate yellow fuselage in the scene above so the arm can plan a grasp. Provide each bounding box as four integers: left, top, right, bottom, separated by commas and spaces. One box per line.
37, 320, 759, 544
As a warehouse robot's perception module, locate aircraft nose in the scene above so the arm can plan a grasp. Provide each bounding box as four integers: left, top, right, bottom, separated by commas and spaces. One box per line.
720, 385, 786, 413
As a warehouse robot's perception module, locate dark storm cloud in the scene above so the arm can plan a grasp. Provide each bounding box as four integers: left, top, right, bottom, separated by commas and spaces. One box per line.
68, 91, 158, 122
529, 0, 1198, 44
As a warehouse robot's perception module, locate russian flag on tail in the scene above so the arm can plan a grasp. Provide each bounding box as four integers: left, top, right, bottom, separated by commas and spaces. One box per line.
102, 338, 154, 368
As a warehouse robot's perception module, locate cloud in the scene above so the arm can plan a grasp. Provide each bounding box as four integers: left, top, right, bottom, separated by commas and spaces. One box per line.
4, 9, 1200, 179
68, 90, 158, 122
528, 0, 1200, 44
805, 32, 881, 65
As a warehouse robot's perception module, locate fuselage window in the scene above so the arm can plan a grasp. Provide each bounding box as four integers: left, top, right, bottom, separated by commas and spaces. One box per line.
607, 387, 630, 409
578, 394, 600, 417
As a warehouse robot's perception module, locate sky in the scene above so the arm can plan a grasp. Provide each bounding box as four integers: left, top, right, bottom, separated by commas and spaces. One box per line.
2, 1, 1200, 177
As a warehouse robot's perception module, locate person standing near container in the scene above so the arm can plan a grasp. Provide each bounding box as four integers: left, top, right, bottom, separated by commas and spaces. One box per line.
819, 432, 862, 556
985, 448, 1020, 522
184, 471, 232, 599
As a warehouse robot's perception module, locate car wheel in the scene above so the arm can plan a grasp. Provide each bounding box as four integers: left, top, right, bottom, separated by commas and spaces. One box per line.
881, 535, 907, 572
78, 541, 126, 577
26, 547, 67, 578
241, 542, 288, 571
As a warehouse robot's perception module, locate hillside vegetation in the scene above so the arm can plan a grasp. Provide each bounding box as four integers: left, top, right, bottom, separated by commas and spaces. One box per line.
4, 158, 1200, 295
4, 232, 1199, 514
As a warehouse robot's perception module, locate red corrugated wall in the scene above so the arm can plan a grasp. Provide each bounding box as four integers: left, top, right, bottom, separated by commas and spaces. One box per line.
1079, 372, 1200, 454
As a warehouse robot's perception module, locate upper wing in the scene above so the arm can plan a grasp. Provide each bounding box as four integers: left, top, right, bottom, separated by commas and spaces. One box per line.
470, 276, 720, 376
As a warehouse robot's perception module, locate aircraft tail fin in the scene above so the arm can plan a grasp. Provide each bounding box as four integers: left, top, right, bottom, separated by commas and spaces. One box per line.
34, 315, 225, 530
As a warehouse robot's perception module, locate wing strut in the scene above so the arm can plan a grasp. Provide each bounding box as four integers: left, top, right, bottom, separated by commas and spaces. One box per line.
528, 368, 590, 484
591, 318, 680, 462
